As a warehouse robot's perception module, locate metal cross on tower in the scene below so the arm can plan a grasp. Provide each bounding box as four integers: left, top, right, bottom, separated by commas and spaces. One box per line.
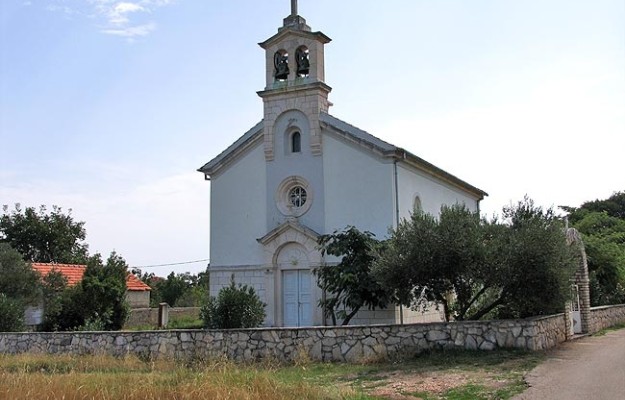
291, 0, 298, 16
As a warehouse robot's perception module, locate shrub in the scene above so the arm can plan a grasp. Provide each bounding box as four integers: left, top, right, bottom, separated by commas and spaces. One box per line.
0, 294, 25, 332
201, 277, 266, 329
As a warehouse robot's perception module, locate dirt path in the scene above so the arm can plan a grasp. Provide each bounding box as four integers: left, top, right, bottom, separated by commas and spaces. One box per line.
513, 328, 625, 400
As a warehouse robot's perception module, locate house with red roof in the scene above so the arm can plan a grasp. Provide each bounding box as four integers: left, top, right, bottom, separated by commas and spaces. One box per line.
31, 263, 151, 308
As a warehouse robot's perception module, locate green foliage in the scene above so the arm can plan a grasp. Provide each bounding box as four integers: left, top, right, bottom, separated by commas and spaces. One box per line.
137, 268, 209, 308
315, 226, 391, 325
0, 294, 25, 332
495, 199, 577, 319
166, 316, 204, 330
39, 270, 68, 331
375, 199, 577, 321
79, 252, 130, 330
201, 277, 266, 329
0, 244, 41, 332
0, 243, 41, 304
0, 204, 89, 264
41, 252, 130, 331
39, 285, 84, 331
564, 191, 625, 306
565, 191, 625, 222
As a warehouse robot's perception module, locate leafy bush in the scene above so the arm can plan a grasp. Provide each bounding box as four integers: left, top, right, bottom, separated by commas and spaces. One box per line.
201, 278, 266, 329
0, 294, 25, 332
40, 252, 130, 331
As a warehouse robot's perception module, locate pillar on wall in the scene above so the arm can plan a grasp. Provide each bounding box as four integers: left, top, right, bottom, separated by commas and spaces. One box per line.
158, 302, 169, 328
564, 302, 573, 340
566, 228, 591, 334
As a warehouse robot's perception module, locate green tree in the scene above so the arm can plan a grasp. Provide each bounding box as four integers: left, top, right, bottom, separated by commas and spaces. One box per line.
0, 294, 25, 332
565, 191, 625, 221
375, 199, 576, 321
563, 191, 625, 306
201, 277, 266, 329
315, 226, 391, 325
494, 199, 577, 318
136, 268, 210, 307
0, 243, 41, 331
0, 204, 89, 263
41, 252, 130, 331
79, 252, 130, 330
38, 270, 68, 331
157, 272, 193, 307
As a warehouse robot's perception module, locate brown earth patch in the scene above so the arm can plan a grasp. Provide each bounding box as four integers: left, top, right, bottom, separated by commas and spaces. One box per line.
360, 370, 512, 399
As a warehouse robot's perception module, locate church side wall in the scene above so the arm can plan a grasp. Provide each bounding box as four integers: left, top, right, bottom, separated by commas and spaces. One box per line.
396, 163, 479, 221
322, 134, 395, 244
209, 143, 267, 268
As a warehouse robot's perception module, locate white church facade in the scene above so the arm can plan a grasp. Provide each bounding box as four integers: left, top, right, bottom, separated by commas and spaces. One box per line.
198, 4, 487, 327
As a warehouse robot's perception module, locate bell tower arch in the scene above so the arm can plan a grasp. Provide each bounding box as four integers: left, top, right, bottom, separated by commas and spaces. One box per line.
257, 2, 332, 161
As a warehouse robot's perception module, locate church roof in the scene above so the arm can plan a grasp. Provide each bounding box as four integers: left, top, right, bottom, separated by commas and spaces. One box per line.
319, 113, 488, 199
197, 120, 263, 177
197, 114, 487, 199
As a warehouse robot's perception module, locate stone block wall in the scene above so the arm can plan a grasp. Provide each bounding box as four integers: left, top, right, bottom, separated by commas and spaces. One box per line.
1, 315, 568, 362
588, 304, 625, 334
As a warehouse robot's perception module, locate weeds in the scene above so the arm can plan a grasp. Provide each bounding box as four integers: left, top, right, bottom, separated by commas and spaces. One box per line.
0, 349, 541, 400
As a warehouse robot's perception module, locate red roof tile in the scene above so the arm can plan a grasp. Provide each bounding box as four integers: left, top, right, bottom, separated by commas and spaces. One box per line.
31, 263, 151, 291
31, 263, 86, 286
125, 273, 152, 291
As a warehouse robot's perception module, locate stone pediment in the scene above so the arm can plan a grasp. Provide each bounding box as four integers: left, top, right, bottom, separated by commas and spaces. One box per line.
257, 219, 320, 245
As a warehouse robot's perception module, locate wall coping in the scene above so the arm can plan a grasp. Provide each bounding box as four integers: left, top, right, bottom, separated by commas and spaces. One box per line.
590, 304, 625, 311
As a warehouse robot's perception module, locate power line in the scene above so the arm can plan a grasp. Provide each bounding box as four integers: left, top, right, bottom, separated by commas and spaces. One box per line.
132, 259, 209, 269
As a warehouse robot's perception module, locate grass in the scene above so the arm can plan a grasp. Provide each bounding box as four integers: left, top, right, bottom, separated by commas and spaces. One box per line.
0, 349, 542, 400
593, 322, 625, 336
166, 316, 204, 330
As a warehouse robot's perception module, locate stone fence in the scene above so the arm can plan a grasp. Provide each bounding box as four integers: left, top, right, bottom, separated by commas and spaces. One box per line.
2, 306, 623, 363
589, 304, 625, 334
0, 314, 567, 362
125, 307, 201, 328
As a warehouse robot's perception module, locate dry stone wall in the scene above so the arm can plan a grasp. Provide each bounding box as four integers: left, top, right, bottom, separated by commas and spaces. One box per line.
0, 315, 567, 362
589, 304, 625, 333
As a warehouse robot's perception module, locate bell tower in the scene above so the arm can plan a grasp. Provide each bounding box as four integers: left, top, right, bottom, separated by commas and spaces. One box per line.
257, 1, 332, 160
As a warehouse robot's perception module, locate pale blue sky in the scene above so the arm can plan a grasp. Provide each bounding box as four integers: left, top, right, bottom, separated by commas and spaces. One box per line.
1, 1, 624, 276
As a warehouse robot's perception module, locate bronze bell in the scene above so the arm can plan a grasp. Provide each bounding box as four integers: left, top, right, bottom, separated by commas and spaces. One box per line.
274, 52, 290, 80
296, 48, 310, 77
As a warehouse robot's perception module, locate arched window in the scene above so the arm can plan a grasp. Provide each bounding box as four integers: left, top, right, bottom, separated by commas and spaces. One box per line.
274, 50, 289, 81
291, 131, 301, 153
413, 196, 422, 213
295, 46, 310, 77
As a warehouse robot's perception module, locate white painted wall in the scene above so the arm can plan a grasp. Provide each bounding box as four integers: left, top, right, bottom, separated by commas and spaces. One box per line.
396, 163, 479, 221
322, 133, 395, 240
209, 143, 267, 267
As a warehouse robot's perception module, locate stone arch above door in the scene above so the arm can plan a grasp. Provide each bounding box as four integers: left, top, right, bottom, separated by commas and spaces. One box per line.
257, 220, 322, 267
276, 242, 309, 269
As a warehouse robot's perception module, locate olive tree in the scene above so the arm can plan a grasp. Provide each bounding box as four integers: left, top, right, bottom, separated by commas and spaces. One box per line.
374, 199, 577, 321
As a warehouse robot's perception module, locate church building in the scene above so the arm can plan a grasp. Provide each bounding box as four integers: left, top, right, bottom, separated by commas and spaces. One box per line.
198, 3, 487, 327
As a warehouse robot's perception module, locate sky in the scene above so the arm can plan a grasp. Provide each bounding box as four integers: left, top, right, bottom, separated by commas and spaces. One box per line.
1, 0, 624, 277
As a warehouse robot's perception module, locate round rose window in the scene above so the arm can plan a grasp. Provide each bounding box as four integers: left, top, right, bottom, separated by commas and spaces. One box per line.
289, 186, 307, 208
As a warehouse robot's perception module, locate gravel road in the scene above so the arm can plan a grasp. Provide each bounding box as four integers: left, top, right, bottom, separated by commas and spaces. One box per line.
513, 328, 625, 400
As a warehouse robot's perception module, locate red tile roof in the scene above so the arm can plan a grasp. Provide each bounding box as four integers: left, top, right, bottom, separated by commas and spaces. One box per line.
31, 263, 151, 291
125, 273, 152, 291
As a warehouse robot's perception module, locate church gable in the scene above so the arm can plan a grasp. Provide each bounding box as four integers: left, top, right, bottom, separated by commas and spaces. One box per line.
197, 120, 263, 178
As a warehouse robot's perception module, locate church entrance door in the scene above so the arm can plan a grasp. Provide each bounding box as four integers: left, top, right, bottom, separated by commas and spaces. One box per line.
282, 269, 312, 327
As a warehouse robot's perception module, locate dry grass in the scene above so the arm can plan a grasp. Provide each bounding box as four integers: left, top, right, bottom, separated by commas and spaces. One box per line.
0, 354, 357, 400
0, 349, 542, 400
